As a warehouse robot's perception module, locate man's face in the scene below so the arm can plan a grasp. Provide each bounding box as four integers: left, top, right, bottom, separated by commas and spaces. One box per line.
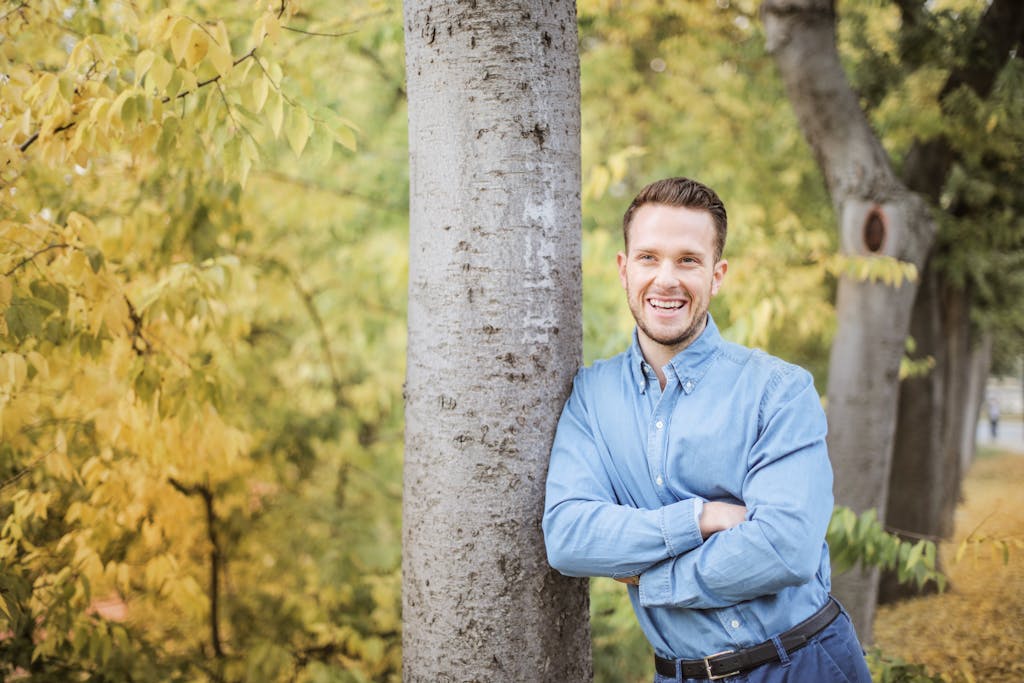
617, 203, 727, 356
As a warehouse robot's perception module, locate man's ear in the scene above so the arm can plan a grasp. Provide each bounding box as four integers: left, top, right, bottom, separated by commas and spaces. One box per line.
617, 251, 628, 289
710, 259, 728, 296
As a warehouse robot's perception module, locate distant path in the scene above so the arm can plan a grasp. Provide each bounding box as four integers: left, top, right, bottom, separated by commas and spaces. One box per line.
975, 417, 1024, 454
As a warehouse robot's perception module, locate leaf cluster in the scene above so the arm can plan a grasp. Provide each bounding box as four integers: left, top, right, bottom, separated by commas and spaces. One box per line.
828, 506, 947, 593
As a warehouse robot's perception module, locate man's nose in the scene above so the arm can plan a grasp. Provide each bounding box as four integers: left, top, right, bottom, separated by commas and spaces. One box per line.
653, 261, 678, 287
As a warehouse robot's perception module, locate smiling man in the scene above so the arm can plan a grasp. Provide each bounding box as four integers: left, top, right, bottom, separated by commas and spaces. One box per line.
542, 178, 871, 682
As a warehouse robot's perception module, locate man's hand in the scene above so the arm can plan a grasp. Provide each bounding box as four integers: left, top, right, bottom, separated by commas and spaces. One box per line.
699, 501, 747, 539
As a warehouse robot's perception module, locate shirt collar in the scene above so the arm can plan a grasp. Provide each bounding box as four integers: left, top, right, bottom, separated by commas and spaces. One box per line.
628, 314, 725, 395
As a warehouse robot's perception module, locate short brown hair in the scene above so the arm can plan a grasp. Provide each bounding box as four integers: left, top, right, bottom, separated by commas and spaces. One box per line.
622, 177, 728, 261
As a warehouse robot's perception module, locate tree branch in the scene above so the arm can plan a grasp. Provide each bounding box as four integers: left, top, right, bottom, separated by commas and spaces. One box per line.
168, 478, 224, 659
18, 50, 258, 154
4, 243, 71, 276
762, 0, 901, 201
282, 25, 356, 38
166, 48, 258, 103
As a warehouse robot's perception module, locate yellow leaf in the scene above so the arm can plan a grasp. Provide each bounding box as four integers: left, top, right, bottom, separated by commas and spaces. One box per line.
250, 14, 268, 49
107, 89, 133, 126
153, 9, 179, 42
46, 450, 74, 481
252, 74, 270, 113
3, 353, 27, 389
286, 107, 311, 156
208, 20, 233, 76
207, 41, 233, 79
332, 124, 357, 152
257, 12, 281, 46
183, 30, 209, 70
68, 37, 95, 71
0, 275, 11, 309
268, 89, 284, 138
170, 19, 193, 65
135, 50, 156, 85
148, 55, 173, 92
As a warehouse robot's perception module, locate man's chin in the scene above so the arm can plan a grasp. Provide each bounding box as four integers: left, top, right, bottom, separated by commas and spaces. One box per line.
639, 317, 705, 349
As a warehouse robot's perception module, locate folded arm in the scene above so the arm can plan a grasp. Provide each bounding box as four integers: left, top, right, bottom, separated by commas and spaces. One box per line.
638, 368, 833, 608
542, 373, 705, 579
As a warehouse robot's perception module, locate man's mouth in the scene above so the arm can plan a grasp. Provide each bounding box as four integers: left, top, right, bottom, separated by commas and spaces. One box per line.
648, 298, 686, 311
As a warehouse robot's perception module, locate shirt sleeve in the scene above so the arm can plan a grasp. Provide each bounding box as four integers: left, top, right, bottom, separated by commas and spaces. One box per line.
542, 370, 705, 579
638, 366, 833, 608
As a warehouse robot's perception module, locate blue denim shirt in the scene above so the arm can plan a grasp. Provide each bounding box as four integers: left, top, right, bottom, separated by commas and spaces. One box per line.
542, 315, 833, 660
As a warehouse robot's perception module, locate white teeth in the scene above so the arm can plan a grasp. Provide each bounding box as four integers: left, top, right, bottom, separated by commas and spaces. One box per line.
650, 299, 684, 309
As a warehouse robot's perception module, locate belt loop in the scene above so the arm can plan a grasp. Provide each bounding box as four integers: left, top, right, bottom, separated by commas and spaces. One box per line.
674, 657, 683, 682
770, 635, 791, 668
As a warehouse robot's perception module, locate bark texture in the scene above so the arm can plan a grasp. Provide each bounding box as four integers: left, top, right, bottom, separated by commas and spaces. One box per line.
762, 0, 934, 641
403, 2, 590, 681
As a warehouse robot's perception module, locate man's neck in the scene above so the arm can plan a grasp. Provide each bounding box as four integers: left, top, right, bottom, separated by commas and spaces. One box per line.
638, 329, 705, 390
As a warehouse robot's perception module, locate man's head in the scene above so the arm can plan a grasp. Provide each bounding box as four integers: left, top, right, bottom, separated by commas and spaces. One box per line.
617, 177, 728, 362
622, 177, 727, 261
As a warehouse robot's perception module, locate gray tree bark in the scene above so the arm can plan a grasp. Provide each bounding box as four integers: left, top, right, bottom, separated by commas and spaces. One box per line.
960, 333, 993, 474
402, 2, 590, 681
761, 0, 935, 642
880, 272, 967, 604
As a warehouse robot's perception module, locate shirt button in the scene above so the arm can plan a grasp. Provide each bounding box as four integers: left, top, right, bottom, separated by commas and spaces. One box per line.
655, 420, 664, 429
685, 381, 694, 392
730, 620, 740, 629
655, 476, 663, 486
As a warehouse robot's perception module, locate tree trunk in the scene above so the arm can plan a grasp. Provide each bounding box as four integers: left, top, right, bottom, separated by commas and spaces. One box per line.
403, 2, 590, 681
880, 267, 970, 603
961, 332, 993, 473
762, 0, 935, 641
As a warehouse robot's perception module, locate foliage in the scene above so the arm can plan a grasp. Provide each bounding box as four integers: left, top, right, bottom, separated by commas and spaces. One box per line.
590, 578, 649, 683
828, 507, 946, 593
866, 650, 946, 683
840, 0, 1024, 367
1, 0, 405, 680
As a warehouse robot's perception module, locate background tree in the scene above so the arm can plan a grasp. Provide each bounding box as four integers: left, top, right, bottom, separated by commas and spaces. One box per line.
762, 0, 1024, 636
402, 0, 590, 680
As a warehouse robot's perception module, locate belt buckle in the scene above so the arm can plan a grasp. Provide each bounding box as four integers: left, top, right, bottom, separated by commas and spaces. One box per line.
703, 650, 739, 681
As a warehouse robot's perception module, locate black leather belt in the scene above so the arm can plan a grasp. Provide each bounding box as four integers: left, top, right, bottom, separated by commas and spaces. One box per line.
654, 598, 841, 680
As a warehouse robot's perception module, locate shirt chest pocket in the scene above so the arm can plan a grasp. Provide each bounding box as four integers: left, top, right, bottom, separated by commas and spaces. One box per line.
663, 428, 748, 503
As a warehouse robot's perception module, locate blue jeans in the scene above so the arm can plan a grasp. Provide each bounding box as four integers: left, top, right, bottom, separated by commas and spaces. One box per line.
653, 609, 871, 683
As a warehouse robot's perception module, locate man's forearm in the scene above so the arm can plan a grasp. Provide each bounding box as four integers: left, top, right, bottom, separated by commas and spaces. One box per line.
543, 496, 705, 579
614, 501, 747, 586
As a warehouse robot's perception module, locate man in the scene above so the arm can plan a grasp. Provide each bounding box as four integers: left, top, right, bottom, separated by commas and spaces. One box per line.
542, 177, 871, 682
